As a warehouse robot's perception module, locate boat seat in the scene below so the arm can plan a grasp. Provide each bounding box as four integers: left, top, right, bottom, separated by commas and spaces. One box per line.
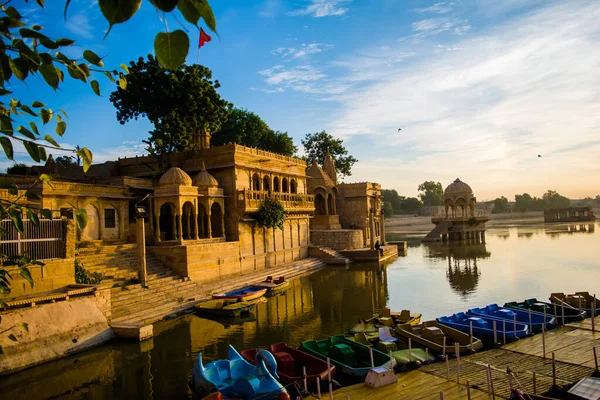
330, 344, 355, 366
232, 375, 260, 399
379, 327, 397, 343
353, 333, 373, 347
455, 312, 466, 321
276, 276, 285, 284
382, 308, 391, 317
377, 340, 397, 352
397, 323, 413, 334
378, 317, 393, 327
265, 276, 273, 282
422, 326, 445, 345
397, 310, 411, 323
497, 309, 514, 318
467, 317, 487, 328
488, 304, 499, 312
317, 342, 330, 356
273, 351, 295, 374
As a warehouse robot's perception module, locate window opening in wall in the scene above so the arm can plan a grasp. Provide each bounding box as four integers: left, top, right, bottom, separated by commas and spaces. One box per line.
105, 209, 116, 228
60, 208, 73, 219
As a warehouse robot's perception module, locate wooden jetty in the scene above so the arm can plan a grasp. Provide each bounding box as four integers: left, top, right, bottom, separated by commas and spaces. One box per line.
329, 315, 600, 399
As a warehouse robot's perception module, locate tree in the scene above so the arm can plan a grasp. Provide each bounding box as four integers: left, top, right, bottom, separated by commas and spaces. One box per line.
54, 156, 77, 168
302, 131, 358, 179
382, 189, 403, 214
6, 163, 41, 176
492, 196, 509, 214
383, 201, 394, 218
402, 197, 422, 213
514, 193, 532, 213
596, 195, 600, 204
543, 190, 570, 209
418, 181, 444, 206
110, 55, 232, 155
211, 108, 297, 156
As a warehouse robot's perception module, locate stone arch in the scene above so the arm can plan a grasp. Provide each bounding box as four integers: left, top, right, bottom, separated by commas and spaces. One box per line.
181, 201, 196, 240
315, 193, 327, 215
197, 203, 208, 239
282, 177, 288, 193
82, 204, 100, 240
444, 198, 454, 218
290, 179, 297, 194
252, 173, 261, 191
327, 193, 336, 215
262, 175, 270, 192
159, 202, 176, 241
273, 176, 280, 192
455, 198, 468, 217
210, 202, 223, 238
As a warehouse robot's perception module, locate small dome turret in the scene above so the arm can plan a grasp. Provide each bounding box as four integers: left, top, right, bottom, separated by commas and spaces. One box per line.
444, 178, 473, 196
192, 160, 219, 188
159, 167, 192, 187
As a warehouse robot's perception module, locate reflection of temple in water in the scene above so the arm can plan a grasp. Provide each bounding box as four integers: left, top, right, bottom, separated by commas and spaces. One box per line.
545, 223, 596, 238
425, 243, 491, 298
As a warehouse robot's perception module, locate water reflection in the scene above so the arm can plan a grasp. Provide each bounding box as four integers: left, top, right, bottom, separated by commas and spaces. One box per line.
423, 243, 491, 298
545, 223, 595, 237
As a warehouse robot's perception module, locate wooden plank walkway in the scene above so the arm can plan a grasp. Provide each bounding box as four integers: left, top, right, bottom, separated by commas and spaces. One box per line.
332, 369, 492, 399
328, 321, 599, 399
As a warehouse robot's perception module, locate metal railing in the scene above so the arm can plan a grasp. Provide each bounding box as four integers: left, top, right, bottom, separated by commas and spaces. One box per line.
238, 190, 315, 212
0, 219, 65, 260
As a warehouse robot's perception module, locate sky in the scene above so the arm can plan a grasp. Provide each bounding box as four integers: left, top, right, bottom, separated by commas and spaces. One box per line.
5, 0, 600, 200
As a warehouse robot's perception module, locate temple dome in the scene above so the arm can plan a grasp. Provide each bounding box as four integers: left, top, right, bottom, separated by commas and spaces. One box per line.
159, 167, 192, 187
307, 159, 335, 188
444, 178, 473, 196
192, 160, 219, 188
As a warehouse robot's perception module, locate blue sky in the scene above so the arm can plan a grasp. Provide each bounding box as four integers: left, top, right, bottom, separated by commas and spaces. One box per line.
6, 0, 600, 200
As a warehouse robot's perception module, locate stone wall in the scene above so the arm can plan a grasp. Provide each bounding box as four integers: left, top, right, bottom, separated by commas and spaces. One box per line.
5, 258, 75, 298
0, 293, 115, 375
310, 229, 364, 250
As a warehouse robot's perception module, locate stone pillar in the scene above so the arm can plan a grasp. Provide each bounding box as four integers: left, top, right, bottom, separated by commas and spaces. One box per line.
369, 210, 375, 250
207, 212, 212, 238
481, 231, 486, 243
63, 219, 76, 258
380, 212, 386, 245
221, 211, 226, 238
137, 218, 148, 287
184, 212, 191, 240
177, 214, 183, 241
171, 211, 177, 240
193, 212, 199, 239
154, 210, 161, 243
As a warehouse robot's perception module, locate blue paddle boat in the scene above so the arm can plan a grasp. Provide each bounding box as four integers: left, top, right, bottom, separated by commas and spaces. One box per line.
192, 345, 289, 399
468, 304, 555, 332
437, 312, 529, 342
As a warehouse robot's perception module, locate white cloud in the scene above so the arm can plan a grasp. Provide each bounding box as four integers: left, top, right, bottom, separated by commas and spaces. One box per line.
271, 43, 334, 58
259, 65, 326, 87
65, 13, 94, 39
413, 2, 455, 14
287, 0, 351, 17
92, 142, 146, 163
258, 0, 280, 17
405, 18, 471, 41
320, 1, 600, 198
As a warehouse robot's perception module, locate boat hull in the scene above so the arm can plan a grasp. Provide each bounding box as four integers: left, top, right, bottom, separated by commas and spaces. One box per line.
395, 320, 484, 354
504, 299, 586, 324
212, 286, 267, 301
437, 313, 529, 341
195, 298, 265, 317
468, 304, 555, 332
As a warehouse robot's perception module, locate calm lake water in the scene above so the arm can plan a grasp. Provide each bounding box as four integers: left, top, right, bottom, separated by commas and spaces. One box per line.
1, 221, 598, 399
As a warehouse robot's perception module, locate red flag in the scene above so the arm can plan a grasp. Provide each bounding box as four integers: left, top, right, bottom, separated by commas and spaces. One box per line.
199, 28, 212, 48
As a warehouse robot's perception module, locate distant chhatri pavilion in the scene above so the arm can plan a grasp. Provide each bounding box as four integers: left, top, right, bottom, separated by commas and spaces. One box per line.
423, 178, 489, 243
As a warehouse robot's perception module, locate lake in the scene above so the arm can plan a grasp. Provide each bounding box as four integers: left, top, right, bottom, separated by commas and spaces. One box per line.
0, 220, 598, 399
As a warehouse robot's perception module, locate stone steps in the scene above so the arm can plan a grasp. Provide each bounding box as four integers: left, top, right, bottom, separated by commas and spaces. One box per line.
110, 258, 325, 325
309, 245, 351, 265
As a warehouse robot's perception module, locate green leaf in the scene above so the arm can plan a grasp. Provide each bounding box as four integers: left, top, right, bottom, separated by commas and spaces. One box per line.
38, 53, 53, 65
40, 108, 52, 124
35, 0, 45, 9
20, 268, 34, 288
20, 105, 37, 117
39, 146, 47, 161
154, 30, 189, 70
32, 24, 43, 31
78, 63, 91, 78
24, 191, 41, 201
67, 65, 86, 82
178, 0, 201, 25
17, 126, 36, 140
21, 322, 29, 333
40, 208, 52, 219
76, 147, 93, 173
32, 101, 46, 108
5, 6, 22, 20
9, 210, 23, 233
99, 0, 142, 37
119, 73, 127, 90
56, 121, 66, 136
40, 64, 59, 90
0, 137, 13, 160
119, 63, 129, 73
9, 58, 28, 81
91, 80, 100, 96
0, 114, 13, 134
74, 208, 88, 230
55, 38, 76, 46
83, 50, 104, 67
56, 114, 62, 123
39, 36, 58, 50
44, 134, 59, 147
56, 67, 64, 82
19, 28, 41, 39
23, 141, 41, 162
196, 0, 216, 32
150, 0, 178, 12
103, 71, 116, 83
39, 174, 52, 183
29, 121, 40, 135
26, 209, 39, 226
8, 334, 18, 342
60, 108, 69, 119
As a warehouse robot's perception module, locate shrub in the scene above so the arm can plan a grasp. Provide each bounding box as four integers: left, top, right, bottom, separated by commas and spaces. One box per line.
74, 260, 102, 285
254, 197, 288, 230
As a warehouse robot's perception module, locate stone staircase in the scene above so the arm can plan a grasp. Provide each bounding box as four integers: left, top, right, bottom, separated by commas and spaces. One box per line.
308, 245, 351, 265
422, 220, 452, 243
78, 244, 326, 325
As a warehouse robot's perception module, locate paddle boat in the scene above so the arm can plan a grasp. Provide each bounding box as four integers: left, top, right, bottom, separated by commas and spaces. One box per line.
504, 299, 586, 323
300, 334, 395, 377
195, 297, 266, 318
394, 320, 484, 354
550, 292, 600, 317
240, 342, 335, 390
192, 345, 289, 399
255, 276, 290, 295
437, 312, 529, 342
348, 309, 422, 341
468, 304, 555, 332
212, 286, 267, 301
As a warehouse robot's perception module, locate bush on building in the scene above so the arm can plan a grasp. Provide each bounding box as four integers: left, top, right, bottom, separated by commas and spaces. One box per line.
255, 197, 288, 230
74, 260, 102, 285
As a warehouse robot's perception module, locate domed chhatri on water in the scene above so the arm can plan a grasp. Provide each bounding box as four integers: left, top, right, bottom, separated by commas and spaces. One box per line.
423, 178, 489, 244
